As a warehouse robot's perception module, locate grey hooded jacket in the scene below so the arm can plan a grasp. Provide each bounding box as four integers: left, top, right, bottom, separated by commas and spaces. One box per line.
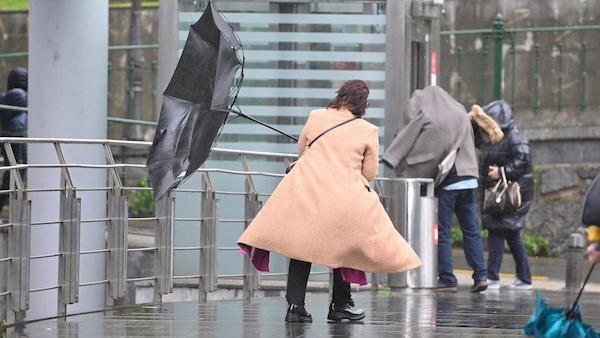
382, 86, 479, 182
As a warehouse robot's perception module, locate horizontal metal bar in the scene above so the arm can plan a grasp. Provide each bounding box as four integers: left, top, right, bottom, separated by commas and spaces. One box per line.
0, 52, 28, 59
506, 25, 600, 33
440, 28, 494, 36
219, 219, 246, 223
0, 138, 299, 159
218, 247, 241, 251
123, 186, 153, 191
80, 249, 109, 255
309, 271, 331, 276
0, 223, 12, 229
173, 246, 202, 251
181, 12, 385, 25
0, 291, 9, 296
127, 276, 157, 282
30, 253, 61, 259
0, 103, 28, 112
30, 285, 60, 293
0, 257, 11, 262
198, 168, 285, 178
31, 220, 59, 226
108, 44, 159, 51
79, 280, 109, 287
174, 188, 206, 193
174, 218, 207, 222
27, 163, 147, 170
218, 274, 245, 278
127, 247, 157, 252
173, 275, 201, 280
214, 191, 247, 196
77, 187, 112, 192
81, 218, 111, 223
108, 117, 157, 127
129, 217, 158, 222
261, 272, 288, 277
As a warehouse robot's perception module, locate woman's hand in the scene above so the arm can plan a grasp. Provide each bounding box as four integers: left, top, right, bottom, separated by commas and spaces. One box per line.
587, 244, 600, 263
488, 165, 500, 180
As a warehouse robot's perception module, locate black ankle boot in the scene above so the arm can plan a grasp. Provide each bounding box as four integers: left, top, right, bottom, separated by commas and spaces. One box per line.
285, 304, 313, 323
327, 299, 365, 322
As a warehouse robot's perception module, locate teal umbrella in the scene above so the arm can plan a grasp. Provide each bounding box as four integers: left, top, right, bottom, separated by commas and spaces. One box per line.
524, 264, 598, 338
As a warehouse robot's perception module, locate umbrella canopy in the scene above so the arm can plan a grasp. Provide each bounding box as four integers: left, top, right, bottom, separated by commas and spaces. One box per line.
147, 0, 243, 200
524, 292, 598, 338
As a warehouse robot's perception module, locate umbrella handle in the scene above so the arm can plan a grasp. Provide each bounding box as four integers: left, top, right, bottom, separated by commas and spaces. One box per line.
231, 107, 299, 142
566, 263, 596, 319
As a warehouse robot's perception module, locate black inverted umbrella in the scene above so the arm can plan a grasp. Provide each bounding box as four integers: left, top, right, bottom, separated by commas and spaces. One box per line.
147, 0, 296, 201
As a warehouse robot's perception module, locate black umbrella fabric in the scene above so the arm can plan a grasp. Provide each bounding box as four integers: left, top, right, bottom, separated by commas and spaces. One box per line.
147, 1, 243, 201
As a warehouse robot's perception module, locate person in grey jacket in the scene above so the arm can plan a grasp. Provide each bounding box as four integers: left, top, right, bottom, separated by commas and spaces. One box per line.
383, 86, 487, 293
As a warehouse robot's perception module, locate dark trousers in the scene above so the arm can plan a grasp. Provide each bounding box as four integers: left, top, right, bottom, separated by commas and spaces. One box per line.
286, 258, 351, 306
487, 228, 532, 284
438, 188, 487, 286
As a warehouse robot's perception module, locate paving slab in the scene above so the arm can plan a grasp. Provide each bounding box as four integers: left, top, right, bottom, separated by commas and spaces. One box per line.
7, 287, 600, 338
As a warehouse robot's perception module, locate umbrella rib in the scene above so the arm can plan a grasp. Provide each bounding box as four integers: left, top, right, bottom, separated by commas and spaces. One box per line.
231, 106, 299, 142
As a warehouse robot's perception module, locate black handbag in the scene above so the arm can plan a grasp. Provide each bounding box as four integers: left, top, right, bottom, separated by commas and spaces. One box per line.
483, 166, 522, 216
286, 116, 359, 173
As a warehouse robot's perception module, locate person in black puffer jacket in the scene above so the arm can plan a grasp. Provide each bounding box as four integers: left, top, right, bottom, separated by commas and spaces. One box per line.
479, 100, 533, 290
0, 67, 28, 211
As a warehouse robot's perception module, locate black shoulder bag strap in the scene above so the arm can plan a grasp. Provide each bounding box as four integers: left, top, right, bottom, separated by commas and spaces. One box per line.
307, 116, 360, 148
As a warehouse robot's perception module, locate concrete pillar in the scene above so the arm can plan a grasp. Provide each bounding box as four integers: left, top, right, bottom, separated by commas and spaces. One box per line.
28, 0, 108, 320
156, 0, 179, 115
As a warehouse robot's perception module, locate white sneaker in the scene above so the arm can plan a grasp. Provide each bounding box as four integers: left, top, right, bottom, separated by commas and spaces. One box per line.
508, 279, 532, 290
487, 279, 500, 290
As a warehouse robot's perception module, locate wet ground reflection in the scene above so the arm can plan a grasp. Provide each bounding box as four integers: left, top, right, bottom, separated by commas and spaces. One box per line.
10, 288, 600, 337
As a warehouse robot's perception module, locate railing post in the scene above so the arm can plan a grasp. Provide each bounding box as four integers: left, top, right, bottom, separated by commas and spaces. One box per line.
565, 233, 585, 289
456, 46, 463, 103
105, 144, 128, 306
154, 193, 174, 302
199, 170, 217, 302
580, 42, 588, 112
557, 43, 564, 111
55, 143, 81, 318
492, 13, 505, 101
533, 43, 541, 112
4, 143, 30, 325
241, 155, 260, 300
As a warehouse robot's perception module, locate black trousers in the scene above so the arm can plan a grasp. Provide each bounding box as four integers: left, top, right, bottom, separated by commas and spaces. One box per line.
285, 258, 351, 306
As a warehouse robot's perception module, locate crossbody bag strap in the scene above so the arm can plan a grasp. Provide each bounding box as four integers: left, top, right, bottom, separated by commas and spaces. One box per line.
308, 116, 360, 148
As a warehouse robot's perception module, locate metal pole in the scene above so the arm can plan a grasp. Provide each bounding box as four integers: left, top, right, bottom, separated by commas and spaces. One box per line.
492, 13, 504, 101
199, 170, 217, 302
565, 233, 585, 289
125, 0, 145, 141
241, 156, 260, 299
154, 193, 174, 302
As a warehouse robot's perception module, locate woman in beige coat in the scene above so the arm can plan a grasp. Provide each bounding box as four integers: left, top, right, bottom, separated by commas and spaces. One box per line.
238, 80, 421, 323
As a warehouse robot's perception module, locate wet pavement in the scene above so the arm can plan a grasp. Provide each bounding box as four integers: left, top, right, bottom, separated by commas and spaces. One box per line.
7, 287, 600, 337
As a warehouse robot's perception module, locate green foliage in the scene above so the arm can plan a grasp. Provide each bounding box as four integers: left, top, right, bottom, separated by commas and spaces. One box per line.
130, 177, 154, 217
532, 165, 543, 188
377, 287, 391, 298
0, 0, 28, 11
450, 226, 463, 246
522, 233, 551, 257
0, 319, 5, 337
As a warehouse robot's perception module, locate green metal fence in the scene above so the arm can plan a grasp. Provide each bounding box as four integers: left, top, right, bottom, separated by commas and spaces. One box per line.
441, 14, 600, 112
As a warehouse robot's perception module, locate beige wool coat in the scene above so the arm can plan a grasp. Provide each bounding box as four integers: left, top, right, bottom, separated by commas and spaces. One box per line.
237, 108, 422, 273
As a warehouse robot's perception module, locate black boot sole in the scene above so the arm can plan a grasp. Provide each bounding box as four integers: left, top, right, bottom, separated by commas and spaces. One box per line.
285, 312, 313, 323
327, 311, 365, 322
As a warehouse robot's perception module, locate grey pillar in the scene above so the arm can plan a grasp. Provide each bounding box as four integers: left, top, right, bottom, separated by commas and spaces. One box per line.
156, 0, 179, 116
383, 0, 409, 160
28, 0, 108, 320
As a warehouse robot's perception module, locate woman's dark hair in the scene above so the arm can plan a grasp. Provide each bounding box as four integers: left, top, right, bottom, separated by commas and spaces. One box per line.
327, 79, 369, 117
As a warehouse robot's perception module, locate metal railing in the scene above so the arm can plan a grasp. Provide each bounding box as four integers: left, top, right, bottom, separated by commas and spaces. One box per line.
0, 137, 397, 326
441, 14, 600, 112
